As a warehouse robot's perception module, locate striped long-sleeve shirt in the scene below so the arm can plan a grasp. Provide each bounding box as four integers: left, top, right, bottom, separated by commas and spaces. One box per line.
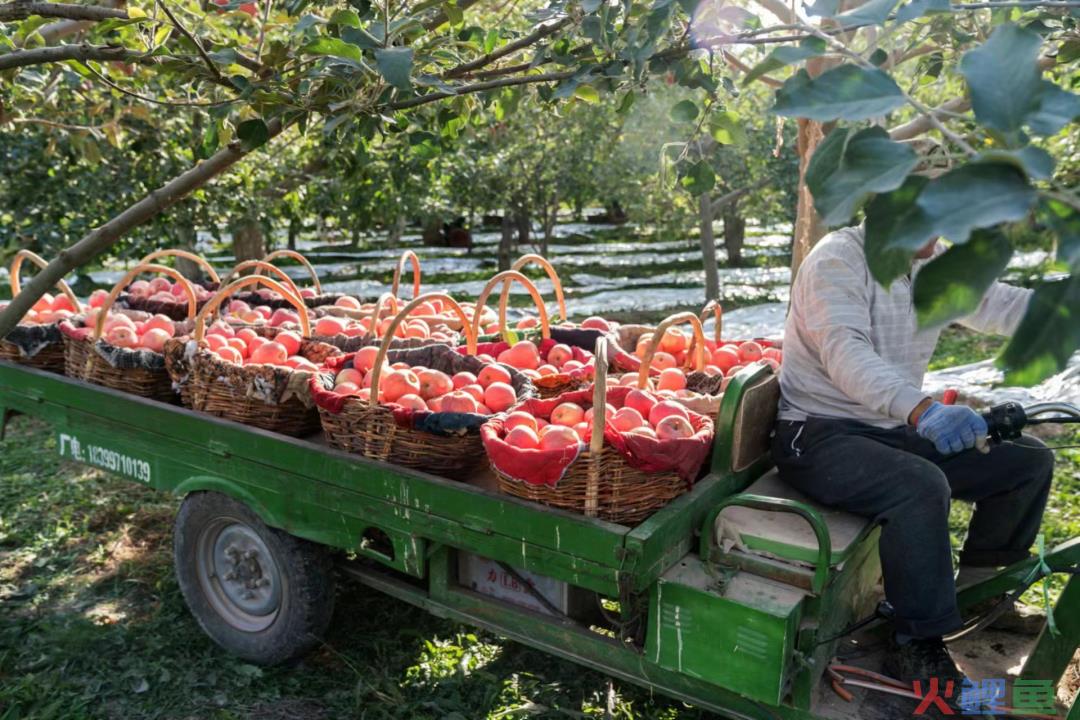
777, 226, 1031, 428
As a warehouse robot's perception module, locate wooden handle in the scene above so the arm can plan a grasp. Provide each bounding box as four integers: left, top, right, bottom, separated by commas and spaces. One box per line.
366, 293, 476, 408
508, 254, 567, 323
637, 312, 708, 389
471, 271, 550, 345
261, 249, 322, 294
195, 276, 311, 341
589, 336, 609, 454
9, 249, 82, 313
366, 292, 401, 333
223, 260, 303, 302
138, 249, 221, 283
391, 250, 421, 300
700, 300, 722, 345
94, 263, 197, 341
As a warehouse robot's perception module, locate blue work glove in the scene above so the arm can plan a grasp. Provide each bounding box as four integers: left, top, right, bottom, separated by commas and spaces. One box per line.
915, 401, 989, 455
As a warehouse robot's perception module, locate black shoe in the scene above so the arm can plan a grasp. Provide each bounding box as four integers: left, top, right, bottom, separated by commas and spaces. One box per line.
883, 635, 966, 686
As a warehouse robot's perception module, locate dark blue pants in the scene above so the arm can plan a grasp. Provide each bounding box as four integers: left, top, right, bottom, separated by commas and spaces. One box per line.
771, 417, 1054, 638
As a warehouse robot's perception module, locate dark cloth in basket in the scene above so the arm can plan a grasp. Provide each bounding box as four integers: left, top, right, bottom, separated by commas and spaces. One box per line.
311, 345, 536, 436
481, 385, 713, 488
3, 323, 62, 358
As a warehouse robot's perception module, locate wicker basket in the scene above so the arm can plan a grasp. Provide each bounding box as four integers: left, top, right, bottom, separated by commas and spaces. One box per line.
118, 249, 220, 321
314, 292, 535, 478
0, 249, 83, 373
462, 270, 593, 398
180, 275, 339, 436
61, 263, 198, 402
484, 339, 712, 525
630, 312, 725, 417
237, 249, 360, 309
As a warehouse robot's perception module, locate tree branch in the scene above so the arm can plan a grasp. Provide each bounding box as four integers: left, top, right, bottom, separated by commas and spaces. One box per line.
710, 178, 771, 216
0, 117, 287, 338
388, 70, 575, 110
0, 1, 127, 21
443, 15, 573, 78
722, 49, 782, 88
154, 0, 229, 86
0, 42, 134, 71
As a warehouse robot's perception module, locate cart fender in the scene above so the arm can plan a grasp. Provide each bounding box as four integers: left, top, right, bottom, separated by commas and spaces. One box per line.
173, 476, 284, 529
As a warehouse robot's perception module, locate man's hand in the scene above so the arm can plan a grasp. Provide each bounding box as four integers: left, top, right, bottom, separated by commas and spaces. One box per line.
914, 401, 989, 455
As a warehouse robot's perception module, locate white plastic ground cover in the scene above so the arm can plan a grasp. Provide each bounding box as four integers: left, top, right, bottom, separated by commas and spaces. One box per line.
924, 354, 1080, 408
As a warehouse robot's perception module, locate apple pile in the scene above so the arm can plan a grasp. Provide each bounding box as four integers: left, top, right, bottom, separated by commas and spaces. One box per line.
1, 292, 79, 325
496, 388, 697, 451
326, 349, 527, 415
633, 328, 783, 379
81, 309, 181, 352
313, 299, 456, 343
111, 278, 215, 307
201, 322, 318, 370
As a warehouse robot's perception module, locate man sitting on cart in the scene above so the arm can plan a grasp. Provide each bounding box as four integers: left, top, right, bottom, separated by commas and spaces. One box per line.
772, 225, 1054, 684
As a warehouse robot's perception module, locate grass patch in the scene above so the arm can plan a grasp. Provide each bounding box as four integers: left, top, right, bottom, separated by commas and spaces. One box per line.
929, 325, 1008, 371
0, 417, 707, 720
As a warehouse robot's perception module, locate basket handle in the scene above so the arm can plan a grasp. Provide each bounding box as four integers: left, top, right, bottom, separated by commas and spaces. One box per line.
195, 276, 311, 342
391, 250, 421, 300
366, 293, 476, 408
138, 249, 221, 283
636, 312, 708, 389
366, 292, 401, 333
9, 249, 83, 313
223, 260, 304, 302
471, 271, 550, 345
589, 336, 609, 454
507, 254, 567, 323
257, 250, 322, 294
700, 299, 722, 345
93, 263, 198, 341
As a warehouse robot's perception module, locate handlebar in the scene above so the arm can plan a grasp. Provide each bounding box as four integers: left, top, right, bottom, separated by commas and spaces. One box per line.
980, 400, 1080, 443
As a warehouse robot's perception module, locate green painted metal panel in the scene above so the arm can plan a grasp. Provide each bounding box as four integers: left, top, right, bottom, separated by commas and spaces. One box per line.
645, 557, 805, 706
1020, 571, 1080, 689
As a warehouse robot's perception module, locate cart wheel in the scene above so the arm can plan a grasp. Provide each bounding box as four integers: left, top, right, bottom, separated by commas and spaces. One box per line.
174, 491, 335, 665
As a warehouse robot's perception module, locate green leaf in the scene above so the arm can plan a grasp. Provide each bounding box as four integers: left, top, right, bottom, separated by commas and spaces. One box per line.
236, 118, 270, 151
1027, 81, 1080, 136
805, 0, 840, 16
771, 65, 905, 121
680, 161, 715, 196
806, 126, 919, 226
864, 163, 1037, 284
670, 99, 699, 123
341, 26, 381, 49
443, 1, 463, 25
302, 36, 365, 64
201, 121, 220, 158
483, 28, 499, 53
1040, 199, 1080, 272
998, 276, 1080, 386
582, 0, 603, 11
328, 8, 362, 26
913, 230, 1014, 328
374, 47, 414, 90
865, 175, 935, 283
976, 147, 1054, 180
833, 0, 900, 27
868, 48, 888, 66
574, 84, 600, 103
616, 91, 636, 114
708, 110, 746, 146
959, 23, 1043, 136
742, 37, 826, 87
895, 0, 950, 22
917, 162, 1036, 243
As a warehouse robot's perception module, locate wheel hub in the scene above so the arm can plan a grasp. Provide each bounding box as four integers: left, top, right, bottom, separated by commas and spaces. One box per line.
197, 519, 283, 632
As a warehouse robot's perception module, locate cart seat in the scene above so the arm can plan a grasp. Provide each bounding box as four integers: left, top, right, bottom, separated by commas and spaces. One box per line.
715, 468, 875, 568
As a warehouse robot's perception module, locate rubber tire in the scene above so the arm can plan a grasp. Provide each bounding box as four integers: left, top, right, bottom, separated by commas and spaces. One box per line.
173, 491, 335, 666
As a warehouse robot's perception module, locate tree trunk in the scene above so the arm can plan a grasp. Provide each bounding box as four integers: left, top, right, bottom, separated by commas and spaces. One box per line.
288, 217, 299, 251
174, 223, 203, 280
791, 59, 838, 279
388, 215, 407, 247
698, 194, 720, 302
498, 214, 514, 271
515, 210, 530, 248
232, 220, 265, 262
722, 203, 746, 268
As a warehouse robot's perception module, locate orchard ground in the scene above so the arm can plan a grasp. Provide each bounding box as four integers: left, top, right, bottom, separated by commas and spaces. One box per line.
1, 223, 1077, 719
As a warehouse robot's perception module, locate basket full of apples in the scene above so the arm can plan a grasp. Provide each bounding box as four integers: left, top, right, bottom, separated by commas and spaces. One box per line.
0, 250, 84, 372
176, 276, 341, 435
480, 338, 714, 525
309, 293, 459, 353
59, 264, 199, 402
310, 293, 536, 479
232, 250, 360, 310
454, 271, 598, 399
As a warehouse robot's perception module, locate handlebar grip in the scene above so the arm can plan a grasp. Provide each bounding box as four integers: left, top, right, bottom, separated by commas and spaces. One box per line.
943, 389, 958, 405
